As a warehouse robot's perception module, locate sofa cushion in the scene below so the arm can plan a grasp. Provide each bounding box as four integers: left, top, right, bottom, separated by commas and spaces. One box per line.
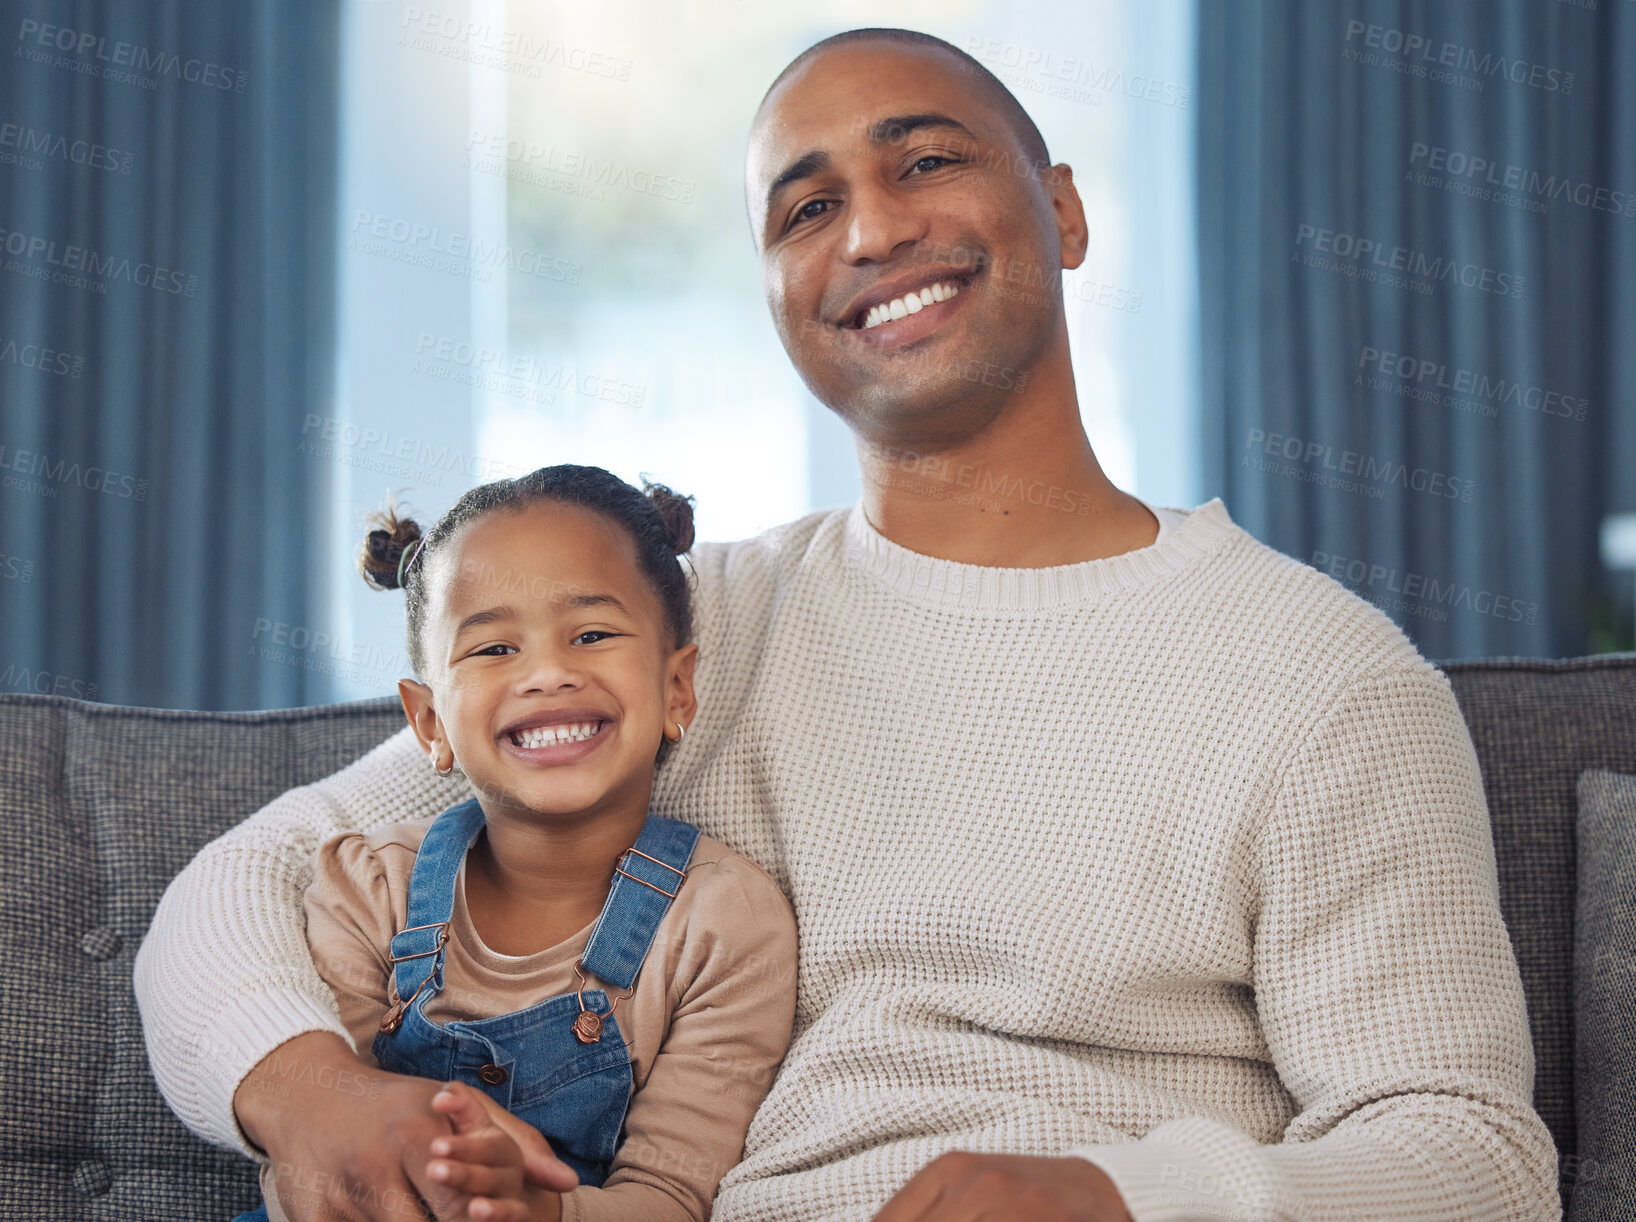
0, 693, 403, 1222
1444, 656, 1636, 1194
1569, 769, 1636, 1219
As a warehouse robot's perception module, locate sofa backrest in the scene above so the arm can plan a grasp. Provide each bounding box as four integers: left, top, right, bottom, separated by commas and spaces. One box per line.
1443, 656, 1636, 1194
1, 656, 1633, 1218
0, 693, 405, 1221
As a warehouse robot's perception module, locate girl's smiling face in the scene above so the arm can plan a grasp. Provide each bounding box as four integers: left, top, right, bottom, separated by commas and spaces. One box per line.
398, 499, 697, 823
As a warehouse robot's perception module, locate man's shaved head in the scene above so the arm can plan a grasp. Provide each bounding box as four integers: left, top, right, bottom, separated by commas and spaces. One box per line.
756, 28, 1050, 172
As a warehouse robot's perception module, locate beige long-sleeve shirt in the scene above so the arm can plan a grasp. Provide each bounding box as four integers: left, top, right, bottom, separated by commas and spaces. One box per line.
257, 822, 797, 1222
139, 499, 1559, 1221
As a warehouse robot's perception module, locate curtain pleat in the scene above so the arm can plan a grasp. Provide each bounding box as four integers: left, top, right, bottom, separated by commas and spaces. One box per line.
1198, 0, 1634, 658
0, 0, 340, 708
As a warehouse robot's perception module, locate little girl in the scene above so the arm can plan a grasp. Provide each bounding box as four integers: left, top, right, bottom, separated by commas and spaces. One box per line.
241, 465, 797, 1222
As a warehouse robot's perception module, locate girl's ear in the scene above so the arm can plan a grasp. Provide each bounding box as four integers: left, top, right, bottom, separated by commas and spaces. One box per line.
664, 642, 700, 734
398, 678, 446, 759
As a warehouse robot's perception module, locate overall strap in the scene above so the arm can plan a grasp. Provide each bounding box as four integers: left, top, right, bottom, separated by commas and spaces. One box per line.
388, 798, 487, 1003
580, 816, 701, 992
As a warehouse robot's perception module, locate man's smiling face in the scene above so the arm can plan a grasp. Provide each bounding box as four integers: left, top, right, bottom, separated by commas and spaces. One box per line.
747, 40, 1084, 451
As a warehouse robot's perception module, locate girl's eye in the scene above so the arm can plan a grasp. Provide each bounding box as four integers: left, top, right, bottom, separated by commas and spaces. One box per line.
573, 630, 617, 645
472, 644, 514, 657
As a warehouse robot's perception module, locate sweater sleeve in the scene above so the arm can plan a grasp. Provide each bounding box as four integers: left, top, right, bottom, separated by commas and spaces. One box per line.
562, 857, 799, 1222
133, 724, 464, 1155
1070, 662, 1560, 1221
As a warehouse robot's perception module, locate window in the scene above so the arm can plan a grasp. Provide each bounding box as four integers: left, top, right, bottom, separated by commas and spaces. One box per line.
324, 0, 1197, 700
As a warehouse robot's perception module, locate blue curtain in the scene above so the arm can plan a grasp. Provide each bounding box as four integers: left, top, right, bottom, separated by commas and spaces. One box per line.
1198, 0, 1636, 658
0, 0, 339, 708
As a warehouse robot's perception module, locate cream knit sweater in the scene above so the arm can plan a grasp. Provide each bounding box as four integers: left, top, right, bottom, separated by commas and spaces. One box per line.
135, 500, 1558, 1221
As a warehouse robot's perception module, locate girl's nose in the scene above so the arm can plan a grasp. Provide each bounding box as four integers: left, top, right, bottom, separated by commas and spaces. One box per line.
516, 643, 585, 693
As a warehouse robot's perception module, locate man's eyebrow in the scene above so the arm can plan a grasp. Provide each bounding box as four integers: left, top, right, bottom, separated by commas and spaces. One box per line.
866, 113, 978, 147
765, 149, 832, 218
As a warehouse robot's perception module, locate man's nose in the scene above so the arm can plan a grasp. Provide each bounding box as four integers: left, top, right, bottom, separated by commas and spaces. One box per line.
841, 180, 928, 264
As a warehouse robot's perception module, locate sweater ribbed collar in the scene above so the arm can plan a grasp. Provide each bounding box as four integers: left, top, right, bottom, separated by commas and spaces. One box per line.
841, 497, 1237, 612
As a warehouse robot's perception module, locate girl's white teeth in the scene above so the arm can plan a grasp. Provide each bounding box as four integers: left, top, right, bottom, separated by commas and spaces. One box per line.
862, 280, 961, 329
511, 721, 602, 749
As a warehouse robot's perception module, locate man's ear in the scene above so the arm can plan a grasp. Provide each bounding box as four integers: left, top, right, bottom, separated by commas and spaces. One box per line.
1047, 162, 1089, 272
398, 678, 445, 760
664, 643, 700, 734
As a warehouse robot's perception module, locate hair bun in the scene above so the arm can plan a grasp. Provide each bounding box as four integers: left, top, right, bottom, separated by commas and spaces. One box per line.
357, 500, 424, 591
643, 481, 696, 555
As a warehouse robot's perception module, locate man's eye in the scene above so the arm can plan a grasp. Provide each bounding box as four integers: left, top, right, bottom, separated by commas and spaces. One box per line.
573, 630, 617, 645
910, 155, 956, 174
790, 199, 832, 228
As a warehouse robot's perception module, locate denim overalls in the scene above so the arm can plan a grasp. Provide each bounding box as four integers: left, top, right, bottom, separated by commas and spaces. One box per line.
234, 797, 699, 1221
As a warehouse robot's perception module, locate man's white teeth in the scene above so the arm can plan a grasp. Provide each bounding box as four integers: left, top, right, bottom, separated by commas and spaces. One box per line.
511, 721, 601, 748
862, 280, 961, 329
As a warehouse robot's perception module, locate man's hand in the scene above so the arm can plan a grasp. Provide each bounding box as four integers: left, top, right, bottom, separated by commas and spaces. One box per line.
872, 1153, 1133, 1222
235, 1032, 578, 1221
424, 1081, 565, 1221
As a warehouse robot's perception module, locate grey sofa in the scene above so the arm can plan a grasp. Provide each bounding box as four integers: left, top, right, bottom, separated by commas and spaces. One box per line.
2, 656, 1633, 1220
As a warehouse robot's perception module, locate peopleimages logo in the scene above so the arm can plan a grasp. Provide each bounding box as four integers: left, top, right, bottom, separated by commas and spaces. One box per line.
465, 131, 695, 205
1313, 550, 1539, 625
0, 120, 134, 174
963, 36, 1192, 108
412, 333, 647, 407
14, 18, 249, 92
0, 226, 198, 296
347, 211, 581, 285
0, 336, 86, 378
297, 414, 527, 485
1341, 20, 1575, 94
399, 8, 632, 81
872, 448, 1101, 516
249, 618, 413, 685
0, 665, 97, 699
1407, 143, 1632, 218
0, 550, 36, 583
1356, 347, 1589, 423
1244, 428, 1474, 503
1294, 224, 1524, 300
0, 443, 149, 501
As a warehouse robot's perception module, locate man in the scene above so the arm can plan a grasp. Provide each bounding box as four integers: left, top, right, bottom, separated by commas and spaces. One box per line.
136, 28, 1558, 1222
